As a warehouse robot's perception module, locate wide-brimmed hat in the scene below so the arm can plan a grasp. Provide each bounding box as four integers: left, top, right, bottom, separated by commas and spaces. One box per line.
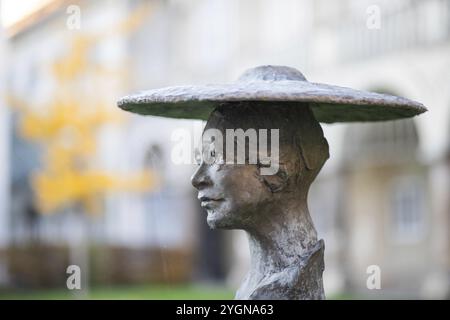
117, 65, 427, 123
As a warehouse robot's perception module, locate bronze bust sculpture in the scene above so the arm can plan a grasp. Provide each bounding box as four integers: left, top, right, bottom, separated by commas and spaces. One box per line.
118, 65, 426, 299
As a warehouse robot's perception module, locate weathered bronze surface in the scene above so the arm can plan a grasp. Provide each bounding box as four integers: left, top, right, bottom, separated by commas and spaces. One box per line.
191, 103, 329, 299
118, 65, 428, 300
118, 65, 427, 123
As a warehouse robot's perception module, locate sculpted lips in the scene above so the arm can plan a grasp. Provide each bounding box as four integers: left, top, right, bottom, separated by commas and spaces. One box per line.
198, 195, 224, 208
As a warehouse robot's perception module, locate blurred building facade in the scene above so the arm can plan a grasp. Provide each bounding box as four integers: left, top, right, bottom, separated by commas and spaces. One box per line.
0, 0, 449, 298
0, 0, 219, 288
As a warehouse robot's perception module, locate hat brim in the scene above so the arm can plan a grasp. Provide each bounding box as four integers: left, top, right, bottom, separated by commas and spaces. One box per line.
117, 80, 427, 123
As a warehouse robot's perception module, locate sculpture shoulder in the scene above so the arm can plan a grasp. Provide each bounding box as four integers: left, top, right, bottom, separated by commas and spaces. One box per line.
237, 240, 326, 300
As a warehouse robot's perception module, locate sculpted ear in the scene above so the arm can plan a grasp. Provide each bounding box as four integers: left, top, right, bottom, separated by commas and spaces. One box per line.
261, 166, 289, 193
296, 110, 330, 171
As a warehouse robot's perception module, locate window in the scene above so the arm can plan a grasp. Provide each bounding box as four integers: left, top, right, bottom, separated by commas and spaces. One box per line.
390, 175, 426, 243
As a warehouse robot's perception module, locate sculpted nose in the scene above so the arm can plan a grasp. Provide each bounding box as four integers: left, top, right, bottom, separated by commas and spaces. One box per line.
191, 164, 212, 190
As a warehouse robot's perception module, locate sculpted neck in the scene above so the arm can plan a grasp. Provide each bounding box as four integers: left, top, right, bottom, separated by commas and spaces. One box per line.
245, 199, 319, 276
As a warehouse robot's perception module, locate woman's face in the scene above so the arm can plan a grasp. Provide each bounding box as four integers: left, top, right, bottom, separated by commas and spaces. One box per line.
191, 131, 273, 230
190, 103, 328, 230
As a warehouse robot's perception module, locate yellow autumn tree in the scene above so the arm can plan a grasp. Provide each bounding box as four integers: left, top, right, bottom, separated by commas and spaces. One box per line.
9, 3, 156, 215
6, 2, 158, 296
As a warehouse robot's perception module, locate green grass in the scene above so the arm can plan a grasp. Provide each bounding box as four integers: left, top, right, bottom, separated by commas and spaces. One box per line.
0, 284, 235, 300
0, 284, 361, 300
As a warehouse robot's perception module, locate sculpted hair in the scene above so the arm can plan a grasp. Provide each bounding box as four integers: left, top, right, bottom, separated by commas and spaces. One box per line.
207, 102, 329, 193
